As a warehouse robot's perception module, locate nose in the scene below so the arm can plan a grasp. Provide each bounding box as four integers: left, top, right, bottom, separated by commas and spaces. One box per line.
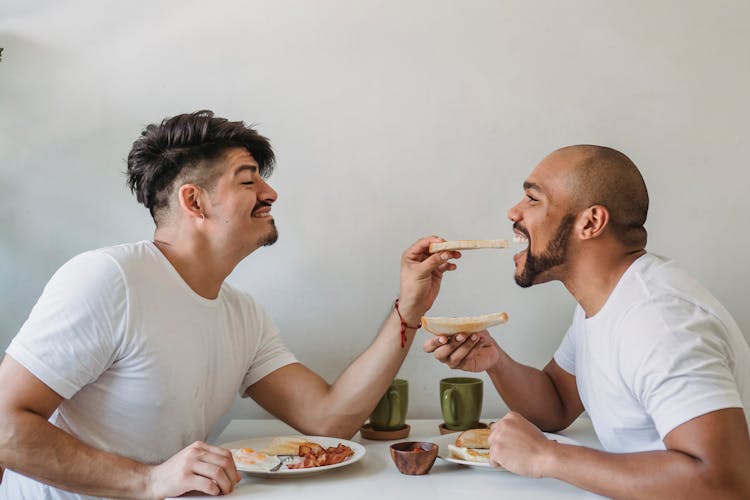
507, 200, 522, 222
259, 178, 278, 204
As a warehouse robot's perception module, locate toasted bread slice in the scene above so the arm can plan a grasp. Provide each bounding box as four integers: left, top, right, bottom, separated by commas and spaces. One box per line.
447, 444, 490, 463
455, 428, 491, 448
261, 435, 309, 455
429, 239, 509, 253
421, 312, 508, 335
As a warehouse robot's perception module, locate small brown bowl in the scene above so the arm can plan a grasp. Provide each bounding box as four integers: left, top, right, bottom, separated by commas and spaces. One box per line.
389, 441, 439, 475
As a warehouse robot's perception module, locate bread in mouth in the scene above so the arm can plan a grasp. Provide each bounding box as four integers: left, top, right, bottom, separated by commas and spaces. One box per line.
429, 239, 509, 253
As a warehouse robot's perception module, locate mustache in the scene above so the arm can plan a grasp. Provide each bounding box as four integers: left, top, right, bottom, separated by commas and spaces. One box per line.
513, 222, 529, 239
252, 201, 273, 213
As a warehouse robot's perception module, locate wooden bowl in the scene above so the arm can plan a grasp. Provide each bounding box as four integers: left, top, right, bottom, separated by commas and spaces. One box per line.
389, 441, 439, 475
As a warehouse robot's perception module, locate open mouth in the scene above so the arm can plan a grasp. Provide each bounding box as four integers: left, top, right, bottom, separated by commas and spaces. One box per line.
513, 230, 529, 262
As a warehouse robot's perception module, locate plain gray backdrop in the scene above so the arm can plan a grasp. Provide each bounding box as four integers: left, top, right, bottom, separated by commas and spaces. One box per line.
2, 1, 748, 433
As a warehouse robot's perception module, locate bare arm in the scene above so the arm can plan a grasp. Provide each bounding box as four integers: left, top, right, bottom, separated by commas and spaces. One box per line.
0, 355, 240, 499
488, 355, 582, 431
491, 408, 750, 499
246, 236, 461, 438
424, 331, 582, 431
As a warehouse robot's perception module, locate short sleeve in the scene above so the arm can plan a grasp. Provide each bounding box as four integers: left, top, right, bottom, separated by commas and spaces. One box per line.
6, 251, 127, 399
622, 298, 742, 439
239, 303, 297, 396
554, 309, 582, 375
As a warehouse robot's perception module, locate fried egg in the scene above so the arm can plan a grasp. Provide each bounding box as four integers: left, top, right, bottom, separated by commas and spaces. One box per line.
231, 447, 282, 472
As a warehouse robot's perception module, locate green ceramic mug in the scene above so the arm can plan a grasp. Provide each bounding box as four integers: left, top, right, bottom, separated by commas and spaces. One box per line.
370, 379, 408, 431
440, 377, 483, 431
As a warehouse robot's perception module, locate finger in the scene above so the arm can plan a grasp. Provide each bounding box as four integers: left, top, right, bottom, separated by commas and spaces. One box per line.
182, 475, 222, 497
446, 335, 482, 369
403, 236, 444, 261
200, 445, 241, 482
197, 449, 241, 484
416, 251, 461, 275
431, 339, 470, 364
200, 443, 235, 457
192, 461, 234, 495
422, 335, 449, 353
435, 261, 458, 273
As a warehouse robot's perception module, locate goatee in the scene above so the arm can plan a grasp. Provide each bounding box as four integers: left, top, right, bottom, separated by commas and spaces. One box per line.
259, 219, 278, 247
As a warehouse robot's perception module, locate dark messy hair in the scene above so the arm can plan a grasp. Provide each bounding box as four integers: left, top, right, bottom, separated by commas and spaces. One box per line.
126, 110, 275, 225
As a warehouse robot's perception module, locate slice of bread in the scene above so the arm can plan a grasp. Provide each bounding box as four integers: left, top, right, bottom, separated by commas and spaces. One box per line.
447, 444, 490, 463
455, 428, 491, 449
421, 312, 508, 335
429, 240, 509, 253
261, 435, 309, 455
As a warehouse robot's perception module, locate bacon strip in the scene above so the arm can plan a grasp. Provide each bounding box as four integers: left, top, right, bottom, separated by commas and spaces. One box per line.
286, 441, 354, 469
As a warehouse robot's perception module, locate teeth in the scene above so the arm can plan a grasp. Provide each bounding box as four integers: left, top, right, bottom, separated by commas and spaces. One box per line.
513, 234, 528, 244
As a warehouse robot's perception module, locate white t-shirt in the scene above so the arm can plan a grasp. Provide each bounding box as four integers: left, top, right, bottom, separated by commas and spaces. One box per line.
554, 253, 750, 453
2, 241, 297, 499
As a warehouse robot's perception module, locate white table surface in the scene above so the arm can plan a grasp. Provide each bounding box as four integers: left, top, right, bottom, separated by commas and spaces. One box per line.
176, 418, 606, 499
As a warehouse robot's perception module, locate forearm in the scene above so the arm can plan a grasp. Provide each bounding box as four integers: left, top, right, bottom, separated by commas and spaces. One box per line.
486, 354, 569, 431
0, 410, 150, 498
318, 306, 421, 438
544, 442, 750, 499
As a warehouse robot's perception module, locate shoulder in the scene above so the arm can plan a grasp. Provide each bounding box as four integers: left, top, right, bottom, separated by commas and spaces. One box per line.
36, 243, 156, 316
50, 246, 127, 291
615, 293, 734, 388
612, 253, 728, 337
609, 256, 736, 363
220, 282, 274, 325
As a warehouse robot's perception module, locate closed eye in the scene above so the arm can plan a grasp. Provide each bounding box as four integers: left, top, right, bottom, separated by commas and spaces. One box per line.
241, 181, 255, 185
526, 194, 538, 202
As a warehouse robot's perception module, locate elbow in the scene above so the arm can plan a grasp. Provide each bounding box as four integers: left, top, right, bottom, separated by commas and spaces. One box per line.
306, 419, 360, 440
539, 415, 577, 433
297, 411, 362, 440
698, 463, 750, 500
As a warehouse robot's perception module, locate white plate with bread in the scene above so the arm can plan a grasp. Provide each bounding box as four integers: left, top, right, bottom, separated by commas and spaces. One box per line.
433, 428, 581, 471
221, 435, 365, 478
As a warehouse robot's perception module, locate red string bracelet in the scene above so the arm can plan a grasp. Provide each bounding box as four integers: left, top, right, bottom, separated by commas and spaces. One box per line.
394, 299, 421, 348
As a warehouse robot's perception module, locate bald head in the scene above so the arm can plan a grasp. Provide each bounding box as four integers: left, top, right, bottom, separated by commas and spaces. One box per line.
555, 145, 649, 249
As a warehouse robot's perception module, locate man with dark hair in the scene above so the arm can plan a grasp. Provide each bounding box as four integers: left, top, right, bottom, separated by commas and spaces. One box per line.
425, 145, 750, 498
0, 110, 461, 499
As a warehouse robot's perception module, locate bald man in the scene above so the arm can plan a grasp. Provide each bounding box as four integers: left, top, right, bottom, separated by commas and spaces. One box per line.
425, 145, 750, 498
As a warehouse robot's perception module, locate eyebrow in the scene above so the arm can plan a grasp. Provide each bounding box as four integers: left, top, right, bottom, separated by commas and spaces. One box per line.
523, 181, 543, 193
233, 164, 258, 176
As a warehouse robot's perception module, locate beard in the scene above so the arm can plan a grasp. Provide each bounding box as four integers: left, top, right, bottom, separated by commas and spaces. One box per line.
258, 218, 278, 247
515, 213, 575, 288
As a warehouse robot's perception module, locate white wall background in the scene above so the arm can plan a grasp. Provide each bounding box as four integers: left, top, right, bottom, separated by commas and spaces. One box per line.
2, 1, 749, 431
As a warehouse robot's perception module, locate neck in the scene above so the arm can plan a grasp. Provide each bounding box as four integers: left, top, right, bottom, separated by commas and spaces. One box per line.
152, 228, 247, 299
562, 245, 646, 318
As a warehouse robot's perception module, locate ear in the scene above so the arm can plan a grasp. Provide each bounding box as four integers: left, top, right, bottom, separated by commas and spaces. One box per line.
177, 183, 206, 223
576, 204, 609, 240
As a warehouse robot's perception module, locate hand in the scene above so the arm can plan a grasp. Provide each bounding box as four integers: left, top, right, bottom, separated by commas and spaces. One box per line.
488, 411, 556, 478
398, 236, 460, 323
146, 441, 241, 498
423, 330, 500, 372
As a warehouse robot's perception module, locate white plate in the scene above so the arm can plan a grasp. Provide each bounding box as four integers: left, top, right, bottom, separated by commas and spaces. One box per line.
432, 431, 581, 471
220, 435, 366, 478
